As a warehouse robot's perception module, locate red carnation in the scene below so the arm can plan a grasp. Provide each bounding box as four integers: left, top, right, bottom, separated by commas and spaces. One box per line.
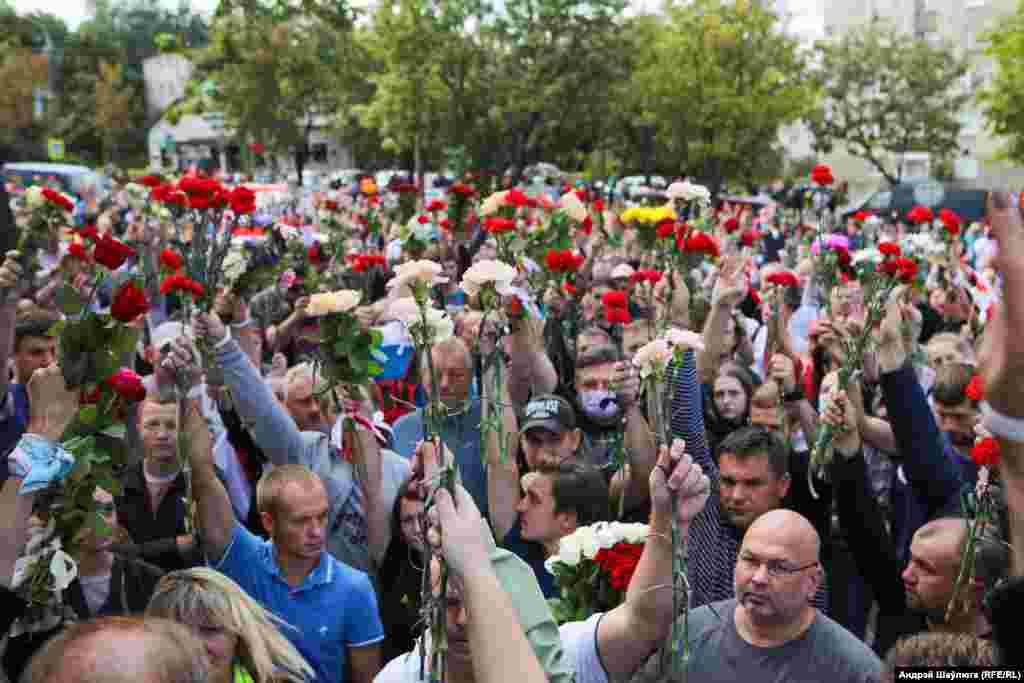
139, 175, 163, 188
580, 215, 593, 236
160, 249, 183, 271
965, 375, 984, 403
309, 243, 326, 266
426, 199, 448, 212
110, 281, 150, 322
811, 164, 834, 186
564, 282, 580, 297
878, 242, 901, 257
93, 235, 136, 270
188, 194, 212, 211
449, 183, 476, 198
484, 217, 517, 234
160, 274, 205, 300
105, 368, 147, 403
602, 290, 628, 309
593, 199, 606, 212
68, 242, 90, 262
684, 231, 720, 258
766, 271, 799, 288
741, 229, 760, 248
630, 270, 663, 284
229, 186, 257, 215
853, 210, 870, 222
907, 206, 934, 225
749, 288, 762, 306
76, 224, 100, 242
939, 208, 962, 236
656, 220, 675, 239
249, 143, 266, 154
505, 189, 531, 208
439, 218, 451, 230
723, 217, 740, 234
971, 437, 1001, 467
417, 215, 431, 225
896, 258, 919, 284
605, 307, 631, 324
41, 187, 75, 212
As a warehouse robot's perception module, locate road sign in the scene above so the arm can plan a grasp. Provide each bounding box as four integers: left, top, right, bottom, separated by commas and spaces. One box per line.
47, 138, 64, 161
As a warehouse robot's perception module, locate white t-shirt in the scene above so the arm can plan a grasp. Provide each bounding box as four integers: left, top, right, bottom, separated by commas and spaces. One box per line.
374, 614, 607, 683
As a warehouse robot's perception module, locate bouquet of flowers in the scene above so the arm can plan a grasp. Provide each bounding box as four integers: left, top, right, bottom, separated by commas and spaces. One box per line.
545, 521, 650, 624
12, 232, 149, 623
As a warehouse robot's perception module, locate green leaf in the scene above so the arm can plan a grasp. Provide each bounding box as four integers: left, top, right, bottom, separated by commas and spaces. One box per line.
79, 405, 99, 425
368, 362, 384, 376
56, 285, 84, 316
100, 424, 127, 440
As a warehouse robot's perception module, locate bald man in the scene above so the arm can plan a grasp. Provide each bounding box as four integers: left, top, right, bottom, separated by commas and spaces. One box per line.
633, 510, 882, 683
20, 616, 210, 683
902, 518, 996, 637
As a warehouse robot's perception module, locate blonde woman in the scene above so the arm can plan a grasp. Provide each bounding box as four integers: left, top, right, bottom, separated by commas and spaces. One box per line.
146, 567, 314, 683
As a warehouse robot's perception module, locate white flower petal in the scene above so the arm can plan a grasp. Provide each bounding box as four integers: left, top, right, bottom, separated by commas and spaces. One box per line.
49, 549, 78, 591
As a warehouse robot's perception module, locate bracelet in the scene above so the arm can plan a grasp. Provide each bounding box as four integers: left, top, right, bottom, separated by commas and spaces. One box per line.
980, 402, 1024, 444
213, 328, 232, 351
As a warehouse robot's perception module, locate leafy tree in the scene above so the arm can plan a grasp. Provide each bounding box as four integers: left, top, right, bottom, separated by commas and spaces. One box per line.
94, 61, 137, 163
978, 2, 1024, 165
172, 7, 357, 182
807, 21, 968, 185
629, 0, 815, 190
0, 42, 49, 152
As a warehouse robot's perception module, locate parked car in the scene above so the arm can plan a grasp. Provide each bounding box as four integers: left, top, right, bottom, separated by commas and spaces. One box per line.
3, 162, 110, 199
843, 178, 988, 224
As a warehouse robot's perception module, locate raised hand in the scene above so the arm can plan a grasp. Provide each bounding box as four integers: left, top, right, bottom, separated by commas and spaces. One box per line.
26, 364, 80, 443
426, 482, 492, 578
821, 388, 861, 457
160, 337, 203, 394
650, 439, 711, 529
711, 255, 747, 310
193, 311, 228, 346
981, 191, 1024, 417
0, 251, 24, 302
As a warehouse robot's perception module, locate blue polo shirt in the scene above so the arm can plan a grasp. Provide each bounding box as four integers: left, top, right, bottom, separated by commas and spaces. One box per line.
215, 525, 384, 683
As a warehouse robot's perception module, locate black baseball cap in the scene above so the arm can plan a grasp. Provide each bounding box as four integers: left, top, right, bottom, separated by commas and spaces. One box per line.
521, 394, 576, 435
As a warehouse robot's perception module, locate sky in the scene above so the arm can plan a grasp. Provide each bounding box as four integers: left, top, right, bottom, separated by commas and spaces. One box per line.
13, 0, 825, 40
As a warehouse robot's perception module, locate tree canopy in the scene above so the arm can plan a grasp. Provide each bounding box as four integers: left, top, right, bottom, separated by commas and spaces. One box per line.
807, 21, 968, 185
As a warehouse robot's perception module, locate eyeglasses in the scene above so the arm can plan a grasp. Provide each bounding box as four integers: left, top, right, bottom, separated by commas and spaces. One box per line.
738, 552, 818, 579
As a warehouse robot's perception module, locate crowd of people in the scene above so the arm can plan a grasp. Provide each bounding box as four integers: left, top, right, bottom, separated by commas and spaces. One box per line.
0, 168, 1021, 683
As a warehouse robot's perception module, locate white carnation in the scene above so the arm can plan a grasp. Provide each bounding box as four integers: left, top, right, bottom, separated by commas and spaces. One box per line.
632, 339, 673, 379
559, 192, 589, 223
307, 290, 362, 316
124, 183, 149, 209
666, 181, 711, 205
386, 259, 449, 292
480, 190, 509, 217
49, 548, 78, 591
387, 297, 454, 343
460, 259, 517, 300
222, 248, 247, 284
664, 328, 705, 352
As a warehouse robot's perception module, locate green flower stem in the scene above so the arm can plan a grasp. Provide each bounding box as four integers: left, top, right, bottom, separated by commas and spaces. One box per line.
808, 278, 897, 495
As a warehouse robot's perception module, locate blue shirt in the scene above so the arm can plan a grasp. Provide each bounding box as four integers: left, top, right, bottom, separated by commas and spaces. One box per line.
392, 399, 489, 520
0, 384, 30, 478
215, 525, 384, 683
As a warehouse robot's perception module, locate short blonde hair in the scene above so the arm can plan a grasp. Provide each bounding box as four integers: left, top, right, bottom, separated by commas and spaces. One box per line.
256, 464, 324, 518
147, 568, 314, 683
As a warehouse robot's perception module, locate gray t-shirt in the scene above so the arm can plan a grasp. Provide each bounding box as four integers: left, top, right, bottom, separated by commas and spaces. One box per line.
374, 614, 607, 683
632, 599, 882, 683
